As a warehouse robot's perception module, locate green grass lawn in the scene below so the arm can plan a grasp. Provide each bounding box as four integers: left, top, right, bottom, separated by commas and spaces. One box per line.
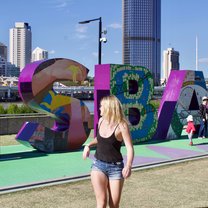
0, 134, 18, 146
0, 158, 208, 208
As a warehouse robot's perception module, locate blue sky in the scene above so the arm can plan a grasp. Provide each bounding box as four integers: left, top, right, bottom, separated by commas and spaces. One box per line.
0, 0, 208, 78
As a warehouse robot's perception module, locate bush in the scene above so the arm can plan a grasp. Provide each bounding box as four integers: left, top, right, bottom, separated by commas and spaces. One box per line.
6, 104, 20, 114
0, 103, 36, 114
5, 104, 36, 114
18, 104, 35, 113
0, 104, 6, 114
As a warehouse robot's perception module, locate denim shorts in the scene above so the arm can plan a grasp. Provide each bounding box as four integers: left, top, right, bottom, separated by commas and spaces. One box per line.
91, 159, 124, 180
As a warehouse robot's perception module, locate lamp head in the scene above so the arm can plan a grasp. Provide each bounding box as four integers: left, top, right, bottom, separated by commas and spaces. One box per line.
79, 20, 91, 24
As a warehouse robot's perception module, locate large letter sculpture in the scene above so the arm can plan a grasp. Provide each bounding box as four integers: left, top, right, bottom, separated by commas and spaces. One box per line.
94, 64, 157, 143
154, 70, 208, 140
16, 58, 91, 152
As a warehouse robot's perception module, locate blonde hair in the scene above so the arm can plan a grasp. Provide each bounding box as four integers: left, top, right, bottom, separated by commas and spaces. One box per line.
100, 95, 126, 124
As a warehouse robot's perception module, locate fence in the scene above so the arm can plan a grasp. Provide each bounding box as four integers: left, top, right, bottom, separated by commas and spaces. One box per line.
0, 113, 94, 135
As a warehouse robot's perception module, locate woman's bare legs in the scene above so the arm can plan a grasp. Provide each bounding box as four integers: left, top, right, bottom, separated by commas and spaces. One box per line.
91, 170, 109, 208
108, 179, 124, 208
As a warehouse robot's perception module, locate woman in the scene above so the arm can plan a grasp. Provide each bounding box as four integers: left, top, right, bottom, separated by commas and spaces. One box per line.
198, 96, 208, 139
83, 95, 134, 208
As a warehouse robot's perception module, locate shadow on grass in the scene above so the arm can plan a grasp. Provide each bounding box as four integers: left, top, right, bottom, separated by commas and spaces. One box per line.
0, 143, 93, 162
0, 146, 88, 161
195, 142, 208, 146
0, 150, 48, 161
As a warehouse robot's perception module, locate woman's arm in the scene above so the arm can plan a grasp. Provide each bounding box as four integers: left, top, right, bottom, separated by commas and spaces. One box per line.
82, 117, 102, 159
86, 137, 98, 149
120, 122, 134, 179
82, 137, 98, 159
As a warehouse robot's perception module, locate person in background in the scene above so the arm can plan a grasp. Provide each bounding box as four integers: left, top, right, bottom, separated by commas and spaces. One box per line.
186, 115, 195, 146
83, 95, 134, 208
198, 96, 208, 139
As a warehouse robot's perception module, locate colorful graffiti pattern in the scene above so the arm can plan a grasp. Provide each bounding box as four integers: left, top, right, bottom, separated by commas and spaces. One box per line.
94, 64, 157, 143
110, 65, 157, 143
16, 58, 91, 152
154, 70, 208, 140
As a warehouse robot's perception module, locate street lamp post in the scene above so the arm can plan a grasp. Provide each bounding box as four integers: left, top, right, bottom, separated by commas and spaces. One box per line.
79, 17, 102, 64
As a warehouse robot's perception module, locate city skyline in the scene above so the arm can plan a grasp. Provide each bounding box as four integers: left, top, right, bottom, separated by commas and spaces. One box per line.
0, 0, 208, 78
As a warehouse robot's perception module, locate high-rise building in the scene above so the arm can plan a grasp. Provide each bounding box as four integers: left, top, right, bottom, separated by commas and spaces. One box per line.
32, 47, 48, 62
163, 48, 180, 81
0, 56, 6, 76
0, 42, 7, 61
9, 22, 32, 71
6, 62, 20, 77
0, 56, 20, 77
122, 0, 161, 85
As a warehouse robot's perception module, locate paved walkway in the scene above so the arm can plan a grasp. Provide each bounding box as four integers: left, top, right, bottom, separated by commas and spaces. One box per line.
1, 131, 208, 193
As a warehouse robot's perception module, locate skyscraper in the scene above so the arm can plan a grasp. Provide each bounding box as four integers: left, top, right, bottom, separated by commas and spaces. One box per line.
32, 47, 48, 62
9, 22, 32, 71
0, 42, 7, 61
122, 0, 161, 85
163, 48, 180, 81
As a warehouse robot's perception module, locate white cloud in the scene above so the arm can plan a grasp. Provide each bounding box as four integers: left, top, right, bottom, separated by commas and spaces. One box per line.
49, 50, 56, 54
49, 0, 72, 9
107, 23, 122, 29
75, 24, 88, 33
55, 2, 67, 8
75, 24, 88, 39
114, 50, 120, 54
198, 58, 208, 63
